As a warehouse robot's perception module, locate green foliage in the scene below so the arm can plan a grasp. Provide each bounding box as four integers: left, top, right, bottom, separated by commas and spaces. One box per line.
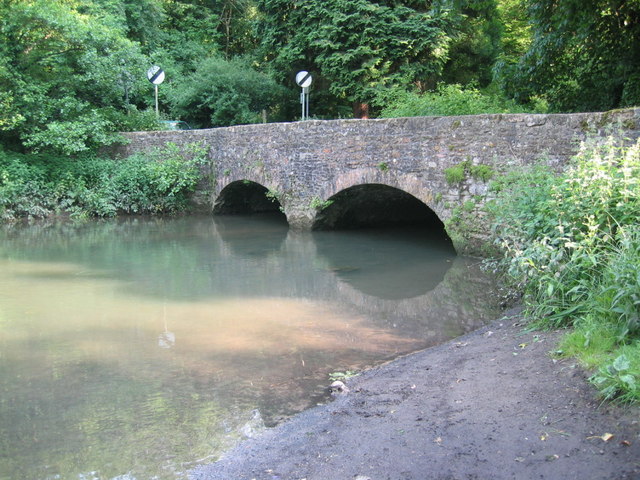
169, 56, 289, 128
0, 144, 205, 220
265, 189, 280, 202
377, 162, 389, 172
497, 0, 640, 112
254, 0, 453, 113
310, 197, 334, 211
592, 349, 640, 404
0, 92, 25, 131
462, 200, 476, 213
379, 83, 541, 118
495, 0, 531, 63
444, 160, 495, 185
469, 164, 492, 181
435, 0, 503, 87
3, 0, 636, 157
0, 0, 263, 153
105, 106, 163, 133
489, 134, 640, 402
22, 111, 119, 156
445, 163, 467, 185
0, 0, 154, 154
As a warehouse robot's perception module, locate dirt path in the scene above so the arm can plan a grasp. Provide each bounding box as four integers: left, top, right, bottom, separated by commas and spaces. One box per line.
190, 310, 640, 480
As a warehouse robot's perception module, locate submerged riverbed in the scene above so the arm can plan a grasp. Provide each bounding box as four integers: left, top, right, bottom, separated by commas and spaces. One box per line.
0, 215, 501, 480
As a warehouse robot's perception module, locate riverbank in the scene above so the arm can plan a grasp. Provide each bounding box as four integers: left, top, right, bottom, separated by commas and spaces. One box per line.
190, 308, 640, 480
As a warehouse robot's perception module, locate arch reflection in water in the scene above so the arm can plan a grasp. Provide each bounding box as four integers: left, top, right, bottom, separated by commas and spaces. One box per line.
312, 226, 456, 300
212, 213, 288, 259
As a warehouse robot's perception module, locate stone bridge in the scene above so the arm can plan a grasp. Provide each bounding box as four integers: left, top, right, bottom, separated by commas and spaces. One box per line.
112, 108, 640, 254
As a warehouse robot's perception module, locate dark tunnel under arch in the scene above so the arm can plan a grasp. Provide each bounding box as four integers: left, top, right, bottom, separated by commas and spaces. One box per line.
312, 184, 453, 245
213, 180, 286, 218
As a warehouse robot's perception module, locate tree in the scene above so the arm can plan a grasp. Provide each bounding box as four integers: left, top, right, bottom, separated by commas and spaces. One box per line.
498, 0, 640, 112
0, 0, 153, 154
153, 0, 257, 71
435, 0, 503, 87
168, 56, 289, 127
217, 0, 257, 58
494, 0, 531, 64
253, 0, 453, 117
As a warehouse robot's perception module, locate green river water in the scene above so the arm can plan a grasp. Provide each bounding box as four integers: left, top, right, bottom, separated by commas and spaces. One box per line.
0, 214, 500, 480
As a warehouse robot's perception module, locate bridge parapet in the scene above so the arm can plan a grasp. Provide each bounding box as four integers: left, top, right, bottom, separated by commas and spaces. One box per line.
111, 109, 640, 253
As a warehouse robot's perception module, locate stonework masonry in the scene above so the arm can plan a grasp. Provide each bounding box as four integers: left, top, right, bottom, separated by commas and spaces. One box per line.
110, 109, 640, 254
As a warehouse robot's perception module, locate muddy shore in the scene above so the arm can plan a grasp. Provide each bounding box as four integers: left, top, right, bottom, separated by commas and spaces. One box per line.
190, 309, 640, 480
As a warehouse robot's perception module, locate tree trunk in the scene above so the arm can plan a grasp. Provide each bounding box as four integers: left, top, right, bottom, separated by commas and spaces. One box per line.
353, 102, 369, 119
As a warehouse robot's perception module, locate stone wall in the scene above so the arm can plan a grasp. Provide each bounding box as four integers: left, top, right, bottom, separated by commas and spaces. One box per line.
110, 108, 640, 253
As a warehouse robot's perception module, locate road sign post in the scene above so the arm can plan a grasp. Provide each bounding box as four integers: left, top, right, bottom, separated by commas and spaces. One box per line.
295, 71, 312, 121
147, 66, 165, 117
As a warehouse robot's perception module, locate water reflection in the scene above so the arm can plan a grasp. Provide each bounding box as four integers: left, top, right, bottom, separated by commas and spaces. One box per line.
213, 213, 288, 259
0, 216, 500, 480
313, 226, 456, 299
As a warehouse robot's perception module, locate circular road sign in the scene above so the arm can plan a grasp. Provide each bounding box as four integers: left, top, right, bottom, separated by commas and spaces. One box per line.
147, 65, 165, 85
296, 71, 312, 88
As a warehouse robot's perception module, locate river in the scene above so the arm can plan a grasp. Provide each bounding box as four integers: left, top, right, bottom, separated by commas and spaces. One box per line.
0, 214, 500, 479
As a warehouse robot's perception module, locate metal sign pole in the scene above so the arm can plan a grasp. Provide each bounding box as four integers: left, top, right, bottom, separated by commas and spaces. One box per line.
301, 87, 310, 121
295, 71, 313, 121
304, 87, 309, 121
155, 85, 159, 117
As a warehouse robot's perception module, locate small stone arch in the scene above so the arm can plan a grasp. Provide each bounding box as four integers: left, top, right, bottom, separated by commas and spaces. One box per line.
213, 179, 285, 217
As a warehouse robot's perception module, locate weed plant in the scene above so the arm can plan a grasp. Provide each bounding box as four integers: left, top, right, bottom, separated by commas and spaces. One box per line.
0, 143, 205, 221
445, 160, 495, 185
488, 134, 640, 402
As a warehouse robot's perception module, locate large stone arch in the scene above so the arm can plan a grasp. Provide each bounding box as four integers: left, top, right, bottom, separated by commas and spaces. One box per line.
325, 168, 446, 223
311, 169, 453, 247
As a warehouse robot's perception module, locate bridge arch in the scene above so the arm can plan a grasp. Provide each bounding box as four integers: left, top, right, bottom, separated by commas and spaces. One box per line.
312, 183, 453, 246
213, 179, 285, 217
325, 168, 445, 222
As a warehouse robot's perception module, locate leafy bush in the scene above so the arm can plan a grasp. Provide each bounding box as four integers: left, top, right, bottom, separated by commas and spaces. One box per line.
169, 56, 289, 128
104, 107, 164, 133
489, 134, 640, 402
378, 83, 544, 118
0, 143, 205, 220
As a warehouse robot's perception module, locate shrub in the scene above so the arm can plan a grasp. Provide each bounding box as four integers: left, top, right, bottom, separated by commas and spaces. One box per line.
169, 56, 289, 128
444, 163, 466, 184
489, 134, 640, 402
378, 83, 543, 118
444, 160, 494, 185
0, 143, 206, 220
